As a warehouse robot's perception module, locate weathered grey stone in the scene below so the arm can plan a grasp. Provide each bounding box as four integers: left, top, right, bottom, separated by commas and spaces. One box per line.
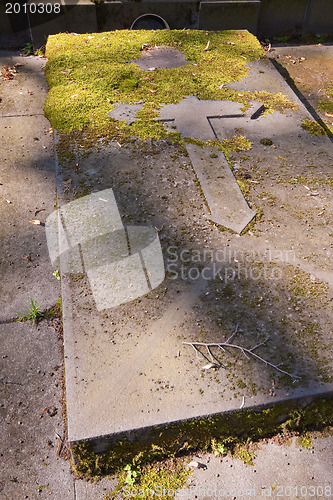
199, 1, 261, 32
131, 46, 192, 70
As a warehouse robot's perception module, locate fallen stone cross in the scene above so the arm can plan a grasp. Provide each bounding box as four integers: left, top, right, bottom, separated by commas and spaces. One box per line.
110, 95, 259, 233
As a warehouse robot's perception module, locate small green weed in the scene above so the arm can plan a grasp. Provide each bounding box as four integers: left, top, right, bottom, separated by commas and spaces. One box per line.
52, 269, 61, 280
211, 438, 227, 456
34, 45, 46, 57
21, 42, 33, 55
124, 464, 141, 485
18, 299, 45, 328
296, 436, 312, 449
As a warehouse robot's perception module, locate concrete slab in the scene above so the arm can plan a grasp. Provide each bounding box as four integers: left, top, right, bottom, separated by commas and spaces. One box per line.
29, 0, 98, 50
0, 321, 74, 499
175, 434, 333, 499
45, 37, 332, 458
0, 51, 48, 116
257, 0, 307, 38
199, 1, 261, 33
0, 52, 59, 321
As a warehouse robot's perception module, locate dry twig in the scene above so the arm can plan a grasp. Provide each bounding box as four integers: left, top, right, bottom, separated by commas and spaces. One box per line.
183, 324, 300, 380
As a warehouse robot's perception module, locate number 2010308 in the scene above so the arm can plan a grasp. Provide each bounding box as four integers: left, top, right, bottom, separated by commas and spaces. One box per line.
5, 3, 61, 14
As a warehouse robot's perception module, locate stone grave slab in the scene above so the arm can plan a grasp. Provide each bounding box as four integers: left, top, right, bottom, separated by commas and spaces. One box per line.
45, 38, 333, 453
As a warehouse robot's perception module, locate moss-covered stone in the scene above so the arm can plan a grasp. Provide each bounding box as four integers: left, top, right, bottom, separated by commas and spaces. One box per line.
70, 395, 333, 479
44, 30, 295, 145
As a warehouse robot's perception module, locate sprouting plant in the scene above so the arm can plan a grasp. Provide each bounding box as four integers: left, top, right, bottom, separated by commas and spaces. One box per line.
123, 464, 141, 485
18, 299, 45, 328
211, 438, 227, 456
52, 270, 61, 280
22, 42, 33, 55
34, 45, 46, 57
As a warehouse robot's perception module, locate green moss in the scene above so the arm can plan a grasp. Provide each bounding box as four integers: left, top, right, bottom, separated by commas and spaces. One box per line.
296, 435, 313, 449
222, 134, 253, 153
301, 120, 326, 136
44, 30, 266, 143
106, 458, 192, 499
260, 138, 273, 146
70, 396, 333, 479
245, 91, 297, 114
317, 98, 333, 115
235, 448, 255, 466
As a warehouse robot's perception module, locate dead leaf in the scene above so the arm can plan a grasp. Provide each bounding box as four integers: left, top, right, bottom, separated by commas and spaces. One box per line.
71, 94, 79, 98
29, 219, 41, 225
63, 178, 72, 185
55, 433, 64, 456
34, 208, 45, 217
325, 112, 333, 117
148, 89, 157, 93
204, 40, 210, 51
60, 69, 72, 74
202, 363, 218, 370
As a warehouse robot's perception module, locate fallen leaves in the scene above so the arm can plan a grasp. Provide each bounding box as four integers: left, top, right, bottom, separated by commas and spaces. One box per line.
202, 363, 219, 370
29, 219, 41, 225
1, 64, 22, 80
204, 40, 210, 51
285, 55, 306, 64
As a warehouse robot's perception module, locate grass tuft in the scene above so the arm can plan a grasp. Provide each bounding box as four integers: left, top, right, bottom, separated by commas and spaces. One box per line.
17, 299, 45, 328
